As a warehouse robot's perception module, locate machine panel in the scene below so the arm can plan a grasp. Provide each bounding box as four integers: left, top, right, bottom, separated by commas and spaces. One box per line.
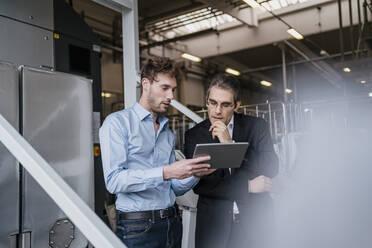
22, 67, 94, 247
0, 16, 54, 69
0, 0, 53, 29
0, 62, 20, 247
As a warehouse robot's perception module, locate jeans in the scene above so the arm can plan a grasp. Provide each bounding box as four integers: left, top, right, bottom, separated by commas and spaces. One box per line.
116, 212, 183, 248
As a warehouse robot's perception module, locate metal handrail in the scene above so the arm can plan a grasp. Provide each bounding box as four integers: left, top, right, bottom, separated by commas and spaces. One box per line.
178, 101, 287, 114
0, 114, 126, 248
170, 100, 204, 123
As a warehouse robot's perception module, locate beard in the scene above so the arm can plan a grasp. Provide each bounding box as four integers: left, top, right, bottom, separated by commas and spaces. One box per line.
148, 94, 166, 114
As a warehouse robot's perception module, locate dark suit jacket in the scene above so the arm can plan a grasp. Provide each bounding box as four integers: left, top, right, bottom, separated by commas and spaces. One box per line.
184, 113, 279, 248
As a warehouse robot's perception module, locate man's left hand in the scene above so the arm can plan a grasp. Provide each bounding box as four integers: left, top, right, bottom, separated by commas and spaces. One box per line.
209, 121, 233, 143
248, 175, 273, 193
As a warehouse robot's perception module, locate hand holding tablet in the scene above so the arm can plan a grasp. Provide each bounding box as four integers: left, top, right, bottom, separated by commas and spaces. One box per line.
192, 142, 249, 169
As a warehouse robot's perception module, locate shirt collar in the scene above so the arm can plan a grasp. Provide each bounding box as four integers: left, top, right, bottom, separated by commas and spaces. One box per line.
133, 102, 169, 126
133, 102, 151, 120
227, 114, 234, 129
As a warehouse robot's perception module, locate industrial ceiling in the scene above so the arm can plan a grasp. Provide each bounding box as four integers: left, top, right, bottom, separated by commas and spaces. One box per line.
71, 0, 372, 102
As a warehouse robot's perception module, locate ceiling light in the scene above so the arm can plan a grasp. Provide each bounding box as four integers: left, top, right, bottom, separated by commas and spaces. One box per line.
243, 0, 260, 8
369, 92, 372, 97
286, 88, 293, 94
320, 49, 330, 56
287, 28, 304, 40
361, 80, 366, 84
181, 53, 201, 62
304, 108, 310, 112
225, 68, 240, 76
166, 31, 176, 39
260, 80, 272, 87
343, 67, 351, 72
101, 92, 112, 98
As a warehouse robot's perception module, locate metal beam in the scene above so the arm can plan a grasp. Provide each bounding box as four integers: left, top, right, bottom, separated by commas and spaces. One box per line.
284, 40, 343, 88
122, 0, 140, 108
209, 54, 275, 83
241, 49, 367, 73
281, 44, 288, 103
93, 0, 133, 11
338, 0, 345, 61
258, 0, 335, 20
141, 2, 206, 26
175, 0, 363, 58
113, 0, 133, 9
201, 0, 258, 27
170, 100, 203, 123
0, 114, 126, 248
140, 28, 216, 50
92, 0, 123, 12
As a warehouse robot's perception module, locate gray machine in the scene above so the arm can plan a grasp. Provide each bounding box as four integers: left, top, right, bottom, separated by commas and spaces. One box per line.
0, 62, 20, 248
0, 0, 100, 247
0, 62, 94, 247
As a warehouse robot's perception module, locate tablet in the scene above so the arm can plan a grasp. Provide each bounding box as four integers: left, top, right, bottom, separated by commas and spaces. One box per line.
192, 142, 249, 169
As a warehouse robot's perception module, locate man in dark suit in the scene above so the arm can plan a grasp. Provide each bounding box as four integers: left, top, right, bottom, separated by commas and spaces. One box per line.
184, 74, 279, 248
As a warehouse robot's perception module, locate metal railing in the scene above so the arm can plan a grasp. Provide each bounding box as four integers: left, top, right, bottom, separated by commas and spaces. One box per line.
0, 114, 126, 248
238, 101, 290, 141
169, 101, 297, 148
299, 97, 372, 130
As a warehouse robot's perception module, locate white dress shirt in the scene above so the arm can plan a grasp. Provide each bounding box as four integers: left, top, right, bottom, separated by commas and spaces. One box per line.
227, 116, 239, 216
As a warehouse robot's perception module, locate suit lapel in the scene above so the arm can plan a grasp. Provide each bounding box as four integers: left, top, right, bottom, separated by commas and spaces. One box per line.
232, 113, 245, 143
201, 119, 226, 177
231, 114, 246, 175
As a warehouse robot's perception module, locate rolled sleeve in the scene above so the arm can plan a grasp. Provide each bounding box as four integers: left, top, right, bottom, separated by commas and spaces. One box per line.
171, 176, 199, 196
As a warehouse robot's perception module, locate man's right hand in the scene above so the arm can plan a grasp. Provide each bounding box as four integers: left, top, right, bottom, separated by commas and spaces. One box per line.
193, 168, 216, 178
248, 175, 273, 193
163, 156, 211, 180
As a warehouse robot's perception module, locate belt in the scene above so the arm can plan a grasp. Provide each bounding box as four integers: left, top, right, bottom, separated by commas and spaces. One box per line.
118, 205, 179, 221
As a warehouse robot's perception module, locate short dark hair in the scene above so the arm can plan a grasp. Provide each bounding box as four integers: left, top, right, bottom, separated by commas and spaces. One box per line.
141, 57, 176, 82
206, 73, 241, 104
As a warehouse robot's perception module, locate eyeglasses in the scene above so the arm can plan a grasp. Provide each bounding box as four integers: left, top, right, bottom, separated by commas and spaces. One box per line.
206, 99, 235, 110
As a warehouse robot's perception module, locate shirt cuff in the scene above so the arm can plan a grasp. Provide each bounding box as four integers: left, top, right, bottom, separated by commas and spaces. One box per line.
193, 176, 201, 181
148, 166, 165, 182
180, 175, 200, 189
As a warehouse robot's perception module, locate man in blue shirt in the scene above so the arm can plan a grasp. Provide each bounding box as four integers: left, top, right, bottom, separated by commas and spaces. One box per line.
99, 57, 213, 248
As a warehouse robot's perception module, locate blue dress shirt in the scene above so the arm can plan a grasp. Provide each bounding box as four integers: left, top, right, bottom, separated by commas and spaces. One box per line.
99, 103, 198, 212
